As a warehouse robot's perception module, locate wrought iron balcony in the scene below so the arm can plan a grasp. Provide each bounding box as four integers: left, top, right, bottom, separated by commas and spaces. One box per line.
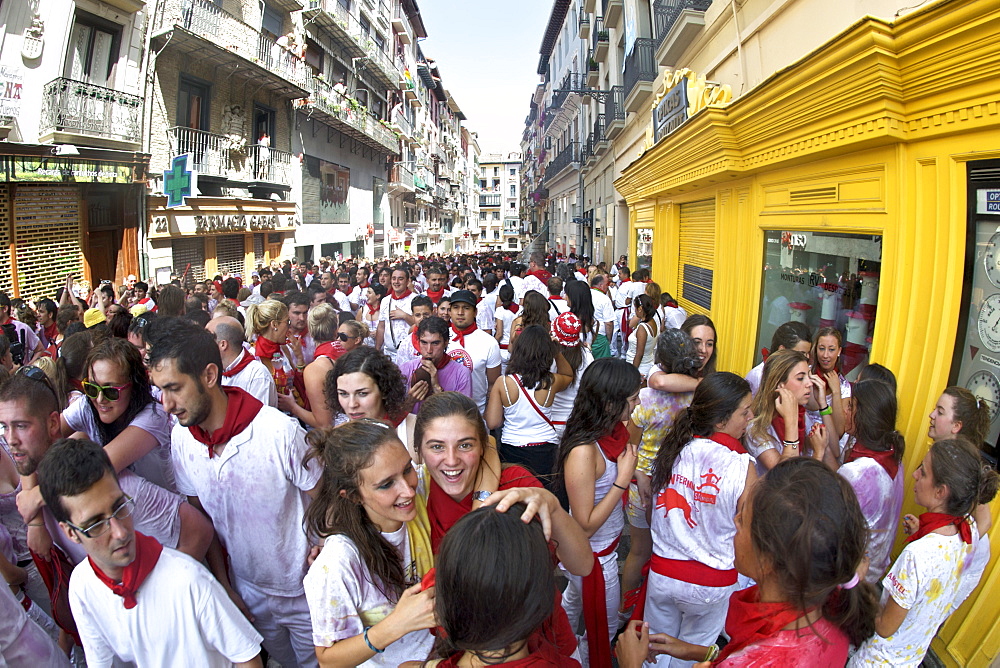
301, 0, 367, 59
39, 78, 142, 147
604, 85, 626, 138
579, 11, 591, 40
543, 144, 578, 184
591, 17, 609, 62
654, 0, 711, 65
152, 0, 309, 96
167, 126, 292, 187
623, 38, 658, 112
361, 42, 402, 91
389, 164, 415, 192
301, 78, 401, 155
552, 73, 588, 109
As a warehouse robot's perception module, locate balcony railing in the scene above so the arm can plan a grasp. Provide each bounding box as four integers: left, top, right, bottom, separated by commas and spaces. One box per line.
605, 85, 625, 125
480, 194, 501, 207
303, 78, 400, 154
392, 108, 412, 137
303, 0, 367, 58
39, 78, 142, 145
654, 0, 711, 48
624, 38, 658, 99
544, 144, 578, 183
551, 73, 587, 109
591, 17, 608, 59
167, 126, 292, 187
362, 42, 402, 89
390, 164, 414, 189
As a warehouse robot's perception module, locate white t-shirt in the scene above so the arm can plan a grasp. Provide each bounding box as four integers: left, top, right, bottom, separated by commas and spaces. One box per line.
63, 399, 176, 492
379, 292, 417, 352
447, 328, 501, 412
221, 351, 278, 408
837, 456, 904, 583
745, 415, 820, 476
520, 274, 547, 301
590, 289, 615, 337
170, 405, 321, 596
745, 362, 764, 397
849, 525, 977, 668
349, 285, 368, 310
476, 302, 496, 333
304, 527, 434, 666
43, 470, 183, 566
70, 547, 263, 668
650, 438, 751, 572
333, 290, 352, 312
495, 306, 517, 348
507, 275, 525, 301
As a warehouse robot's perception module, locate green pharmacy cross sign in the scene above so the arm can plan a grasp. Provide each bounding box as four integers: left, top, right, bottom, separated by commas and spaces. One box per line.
164, 154, 198, 208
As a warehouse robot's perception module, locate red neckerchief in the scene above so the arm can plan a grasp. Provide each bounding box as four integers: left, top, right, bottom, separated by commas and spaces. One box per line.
410, 329, 421, 353
436, 642, 578, 667
506, 303, 520, 314
597, 421, 629, 462
771, 406, 807, 449
43, 322, 58, 344
314, 340, 345, 361
717, 585, 804, 664
706, 431, 747, 454
451, 322, 478, 348
88, 532, 163, 609
367, 303, 380, 319
577, 269, 587, 278
254, 336, 281, 359
907, 513, 973, 545
549, 296, 564, 301
426, 288, 445, 304
391, 289, 413, 301
222, 349, 256, 378
845, 440, 899, 479
188, 387, 263, 457
527, 268, 552, 283
358, 281, 369, 289
432, 355, 451, 370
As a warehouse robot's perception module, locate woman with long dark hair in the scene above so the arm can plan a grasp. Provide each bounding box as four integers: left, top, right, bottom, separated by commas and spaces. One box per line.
564, 281, 595, 350
509, 291, 550, 349
625, 295, 658, 380
641, 372, 757, 665
680, 314, 717, 377
555, 358, 641, 667
303, 420, 436, 665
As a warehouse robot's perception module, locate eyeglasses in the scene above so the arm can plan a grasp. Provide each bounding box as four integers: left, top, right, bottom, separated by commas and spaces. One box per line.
337, 332, 358, 342
67, 496, 135, 538
83, 380, 132, 402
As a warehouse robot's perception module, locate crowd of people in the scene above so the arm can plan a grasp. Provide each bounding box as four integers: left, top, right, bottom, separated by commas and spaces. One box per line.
0, 249, 996, 668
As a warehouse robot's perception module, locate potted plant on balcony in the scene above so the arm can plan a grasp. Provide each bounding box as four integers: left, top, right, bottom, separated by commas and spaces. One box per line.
596, 29, 609, 42
587, 58, 600, 86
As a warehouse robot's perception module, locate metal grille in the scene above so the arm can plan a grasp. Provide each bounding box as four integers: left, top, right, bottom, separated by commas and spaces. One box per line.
677, 199, 715, 315
14, 185, 84, 301
0, 186, 12, 296
253, 233, 264, 267
216, 234, 246, 277
172, 237, 205, 288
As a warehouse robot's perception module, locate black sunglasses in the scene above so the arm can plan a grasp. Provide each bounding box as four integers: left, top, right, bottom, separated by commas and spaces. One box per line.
337, 332, 357, 342
16, 365, 58, 398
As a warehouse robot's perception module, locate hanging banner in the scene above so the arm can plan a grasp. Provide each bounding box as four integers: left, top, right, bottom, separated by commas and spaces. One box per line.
623, 0, 638, 72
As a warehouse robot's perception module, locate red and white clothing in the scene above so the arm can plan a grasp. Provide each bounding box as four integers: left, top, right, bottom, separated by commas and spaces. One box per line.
221, 347, 278, 408
70, 547, 263, 667
719, 614, 849, 667
521, 272, 550, 301
547, 296, 567, 322
549, 352, 593, 441
170, 404, 322, 668
393, 330, 421, 367
645, 437, 752, 667
838, 447, 904, 583
287, 330, 316, 368
379, 292, 416, 355
590, 289, 615, 338
447, 328, 501, 413
331, 290, 351, 313
0, 316, 39, 358
495, 305, 518, 373
745, 414, 820, 476
348, 284, 369, 310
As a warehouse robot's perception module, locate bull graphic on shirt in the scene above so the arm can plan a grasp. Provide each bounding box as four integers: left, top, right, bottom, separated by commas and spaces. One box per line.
656, 488, 697, 528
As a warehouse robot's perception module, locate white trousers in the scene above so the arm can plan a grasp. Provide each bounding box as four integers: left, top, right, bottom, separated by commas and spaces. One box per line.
234, 575, 318, 668
643, 572, 734, 668
561, 550, 620, 663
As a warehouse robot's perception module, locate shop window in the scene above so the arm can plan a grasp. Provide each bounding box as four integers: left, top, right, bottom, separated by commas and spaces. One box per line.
755, 230, 883, 379
636, 228, 653, 272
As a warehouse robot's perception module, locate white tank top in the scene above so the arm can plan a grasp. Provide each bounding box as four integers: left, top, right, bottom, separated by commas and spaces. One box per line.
581, 445, 624, 553
500, 375, 558, 447
626, 321, 657, 376
650, 438, 751, 571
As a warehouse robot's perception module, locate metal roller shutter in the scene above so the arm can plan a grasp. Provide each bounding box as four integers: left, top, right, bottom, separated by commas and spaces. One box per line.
253, 233, 264, 268
172, 238, 205, 288
14, 185, 84, 301
0, 186, 12, 296
216, 234, 245, 277
677, 199, 715, 315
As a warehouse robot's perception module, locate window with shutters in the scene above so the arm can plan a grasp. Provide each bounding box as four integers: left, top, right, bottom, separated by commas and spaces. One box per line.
677, 199, 715, 315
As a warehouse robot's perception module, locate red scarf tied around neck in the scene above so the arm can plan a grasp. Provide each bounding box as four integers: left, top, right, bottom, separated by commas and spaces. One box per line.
222, 349, 256, 378
845, 441, 898, 480
254, 335, 281, 359
707, 431, 747, 455
426, 288, 445, 304
506, 303, 520, 314
188, 387, 263, 457
907, 513, 973, 545
391, 289, 413, 301
771, 406, 807, 451
597, 421, 630, 462
528, 268, 553, 283
89, 532, 162, 610
451, 322, 478, 348
717, 585, 804, 663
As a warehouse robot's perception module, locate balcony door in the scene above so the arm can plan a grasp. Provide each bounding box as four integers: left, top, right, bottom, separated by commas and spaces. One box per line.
177, 77, 212, 172
65, 12, 121, 88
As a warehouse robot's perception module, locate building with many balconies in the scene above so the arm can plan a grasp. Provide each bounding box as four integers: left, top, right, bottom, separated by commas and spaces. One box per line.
477, 152, 522, 252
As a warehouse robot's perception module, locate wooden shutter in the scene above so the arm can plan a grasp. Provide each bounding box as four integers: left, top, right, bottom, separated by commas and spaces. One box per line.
0, 186, 12, 296
677, 199, 715, 315
14, 185, 84, 301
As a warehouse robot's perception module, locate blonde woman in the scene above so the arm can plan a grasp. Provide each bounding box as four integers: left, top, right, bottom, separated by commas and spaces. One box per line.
245, 298, 290, 385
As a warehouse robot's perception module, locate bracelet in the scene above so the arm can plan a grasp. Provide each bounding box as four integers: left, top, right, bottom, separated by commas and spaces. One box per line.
783, 440, 799, 449
612, 482, 628, 491
363, 627, 384, 654
703, 644, 720, 662
819, 405, 833, 416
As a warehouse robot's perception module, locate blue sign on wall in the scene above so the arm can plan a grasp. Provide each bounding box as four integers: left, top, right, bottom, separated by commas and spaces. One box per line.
164, 154, 197, 208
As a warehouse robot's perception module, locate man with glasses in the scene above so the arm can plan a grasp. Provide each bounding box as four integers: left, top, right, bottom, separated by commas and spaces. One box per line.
207, 316, 278, 408
37, 438, 263, 667
148, 317, 322, 668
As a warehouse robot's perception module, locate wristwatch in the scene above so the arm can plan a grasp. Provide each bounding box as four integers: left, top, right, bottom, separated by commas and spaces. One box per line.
472, 490, 492, 502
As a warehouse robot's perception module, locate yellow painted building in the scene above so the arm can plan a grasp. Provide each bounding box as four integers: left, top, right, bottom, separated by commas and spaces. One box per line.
616, 1, 1000, 665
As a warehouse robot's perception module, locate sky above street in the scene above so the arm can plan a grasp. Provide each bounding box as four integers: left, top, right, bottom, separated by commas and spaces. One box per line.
415, 0, 552, 156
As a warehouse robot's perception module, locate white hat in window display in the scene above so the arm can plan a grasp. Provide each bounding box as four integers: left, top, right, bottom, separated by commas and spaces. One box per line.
788, 302, 813, 324
818, 283, 841, 328
858, 271, 880, 316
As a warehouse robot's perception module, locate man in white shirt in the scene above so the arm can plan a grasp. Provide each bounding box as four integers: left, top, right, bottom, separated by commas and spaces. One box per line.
590, 274, 616, 359
545, 277, 567, 321
519, 252, 553, 303
465, 278, 495, 335
148, 318, 321, 668
38, 439, 264, 668
348, 265, 371, 311
207, 316, 278, 408
332, 273, 352, 313
613, 266, 635, 358
375, 266, 417, 357
445, 290, 501, 413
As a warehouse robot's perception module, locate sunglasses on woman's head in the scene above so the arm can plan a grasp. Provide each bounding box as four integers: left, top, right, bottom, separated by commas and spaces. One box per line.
83, 380, 132, 402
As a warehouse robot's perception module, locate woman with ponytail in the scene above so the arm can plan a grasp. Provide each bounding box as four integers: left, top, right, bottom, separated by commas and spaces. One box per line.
554, 358, 641, 667
849, 439, 999, 666
245, 298, 291, 384
820, 379, 905, 584
621, 458, 878, 666
303, 419, 436, 666
639, 372, 756, 666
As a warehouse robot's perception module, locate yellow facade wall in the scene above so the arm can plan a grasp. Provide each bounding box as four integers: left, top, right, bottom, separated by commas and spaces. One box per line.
616, 1, 1000, 664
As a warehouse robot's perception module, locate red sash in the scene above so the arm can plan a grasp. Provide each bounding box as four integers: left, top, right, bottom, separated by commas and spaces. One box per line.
581, 537, 620, 668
